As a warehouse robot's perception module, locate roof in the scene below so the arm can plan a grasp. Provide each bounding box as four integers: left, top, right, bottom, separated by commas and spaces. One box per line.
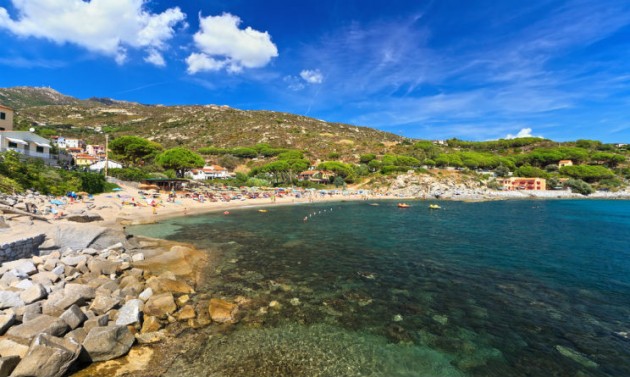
0, 104, 13, 111
75, 154, 98, 160
0, 131, 51, 146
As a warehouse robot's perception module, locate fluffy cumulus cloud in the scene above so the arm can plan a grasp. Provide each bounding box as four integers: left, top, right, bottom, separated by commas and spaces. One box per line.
186, 13, 278, 74
0, 0, 185, 65
300, 69, 323, 84
505, 128, 543, 139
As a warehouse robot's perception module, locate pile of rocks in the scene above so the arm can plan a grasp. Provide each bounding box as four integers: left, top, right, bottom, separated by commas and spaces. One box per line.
0, 241, 232, 377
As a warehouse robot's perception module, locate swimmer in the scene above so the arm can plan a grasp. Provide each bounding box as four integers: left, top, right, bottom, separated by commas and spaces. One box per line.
303, 216, 308, 222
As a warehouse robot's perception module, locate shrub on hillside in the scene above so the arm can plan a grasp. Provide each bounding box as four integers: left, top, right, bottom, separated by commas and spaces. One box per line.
564, 179, 594, 195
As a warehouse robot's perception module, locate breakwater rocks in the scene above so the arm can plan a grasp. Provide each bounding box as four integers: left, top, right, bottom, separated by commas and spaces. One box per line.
0, 238, 222, 376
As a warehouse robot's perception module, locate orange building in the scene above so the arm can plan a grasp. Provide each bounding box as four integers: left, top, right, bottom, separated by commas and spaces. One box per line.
499, 177, 546, 191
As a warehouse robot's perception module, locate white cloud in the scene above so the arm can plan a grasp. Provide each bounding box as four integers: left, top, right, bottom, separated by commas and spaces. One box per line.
0, 0, 185, 65
186, 53, 227, 74
300, 69, 323, 84
505, 128, 543, 139
187, 13, 278, 74
144, 49, 166, 67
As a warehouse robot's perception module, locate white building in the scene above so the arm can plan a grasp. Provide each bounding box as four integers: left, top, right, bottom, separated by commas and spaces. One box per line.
0, 131, 52, 161
187, 165, 230, 180
64, 138, 85, 150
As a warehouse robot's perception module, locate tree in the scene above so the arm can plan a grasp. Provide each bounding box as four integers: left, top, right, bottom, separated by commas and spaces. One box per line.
108, 136, 163, 166
590, 152, 626, 168
155, 148, 205, 178
494, 165, 510, 177
317, 161, 353, 177
560, 165, 615, 182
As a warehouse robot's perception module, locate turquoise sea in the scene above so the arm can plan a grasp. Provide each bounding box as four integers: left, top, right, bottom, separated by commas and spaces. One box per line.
129, 200, 630, 377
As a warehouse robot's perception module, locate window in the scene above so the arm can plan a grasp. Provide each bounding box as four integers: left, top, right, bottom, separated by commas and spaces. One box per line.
0, 127, 4, 131
36, 146, 44, 153
8, 141, 17, 148
0, 112, 5, 120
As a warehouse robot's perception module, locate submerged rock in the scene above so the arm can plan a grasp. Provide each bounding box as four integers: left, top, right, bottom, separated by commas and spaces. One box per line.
555, 345, 598, 368
209, 298, 238, 323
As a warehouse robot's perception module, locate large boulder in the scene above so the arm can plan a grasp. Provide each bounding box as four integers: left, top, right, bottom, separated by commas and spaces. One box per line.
63, 283, 96, 300
0, 339, 29, 358
116, 299, 144, 326
7, 314, 69, 341
46, 223, 108, 250
20, 283, 47, 305
11, 334, 81, 377
208, 298, 238, 323
0, 291, 24, 309
82, 325, 135, 362
89, 294, 121, 315
60, 304, 87, 330
147, 276, 194, 295
144, 293, 176, 317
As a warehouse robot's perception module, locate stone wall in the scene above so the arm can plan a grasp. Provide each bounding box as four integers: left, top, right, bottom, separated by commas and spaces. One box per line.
0, 234, 45, 263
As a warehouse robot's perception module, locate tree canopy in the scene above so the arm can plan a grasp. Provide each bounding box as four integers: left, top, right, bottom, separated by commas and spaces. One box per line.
108, 136, 163, 166
155, 148, 205, 178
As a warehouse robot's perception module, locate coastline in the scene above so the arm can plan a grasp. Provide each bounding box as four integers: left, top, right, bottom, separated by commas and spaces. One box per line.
1, 180, 629, 376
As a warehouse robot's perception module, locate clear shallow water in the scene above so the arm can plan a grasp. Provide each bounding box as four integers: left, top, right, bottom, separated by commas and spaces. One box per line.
129, 200, 630, 377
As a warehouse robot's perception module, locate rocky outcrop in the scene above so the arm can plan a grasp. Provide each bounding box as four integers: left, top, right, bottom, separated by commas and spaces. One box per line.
0, 238, 208, 375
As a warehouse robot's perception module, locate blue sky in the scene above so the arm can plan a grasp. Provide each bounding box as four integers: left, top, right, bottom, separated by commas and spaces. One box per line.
1, 0, 630, 143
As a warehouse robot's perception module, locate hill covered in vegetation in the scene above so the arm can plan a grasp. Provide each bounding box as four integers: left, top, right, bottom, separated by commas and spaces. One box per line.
1, 86, 628, 195
2, 87, 405, 162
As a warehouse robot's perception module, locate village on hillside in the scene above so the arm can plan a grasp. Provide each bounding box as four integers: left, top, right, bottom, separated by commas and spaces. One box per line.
1, 102, 629, 198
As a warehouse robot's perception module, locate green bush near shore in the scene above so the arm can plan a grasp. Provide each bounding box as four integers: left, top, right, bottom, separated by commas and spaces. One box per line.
0, 151, 110, 195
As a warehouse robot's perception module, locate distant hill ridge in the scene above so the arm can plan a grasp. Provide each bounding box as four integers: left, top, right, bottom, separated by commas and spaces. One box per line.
0, 86, 406, 160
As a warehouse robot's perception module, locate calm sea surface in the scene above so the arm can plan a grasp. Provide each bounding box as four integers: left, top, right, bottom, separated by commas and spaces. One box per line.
129, 199, 630, 377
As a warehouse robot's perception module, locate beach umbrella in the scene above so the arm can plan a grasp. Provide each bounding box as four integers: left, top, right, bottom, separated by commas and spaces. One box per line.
112, 188, 123, 192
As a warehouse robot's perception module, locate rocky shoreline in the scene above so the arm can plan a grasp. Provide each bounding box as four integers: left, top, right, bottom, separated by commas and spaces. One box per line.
0, 189, 245, 376
386, 172, 630, 201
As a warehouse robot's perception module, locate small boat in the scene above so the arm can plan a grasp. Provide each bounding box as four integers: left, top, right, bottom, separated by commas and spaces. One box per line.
429, 204, 441, 209
397, 203, 410, 208
368, 203, 380, 206
258, 209, 268, 213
